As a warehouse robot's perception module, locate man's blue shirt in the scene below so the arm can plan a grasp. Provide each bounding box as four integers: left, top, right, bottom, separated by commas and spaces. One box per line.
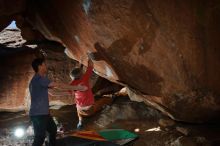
29, 74, 51, 116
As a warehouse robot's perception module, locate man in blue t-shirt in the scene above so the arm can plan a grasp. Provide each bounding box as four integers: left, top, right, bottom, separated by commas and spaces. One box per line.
29, 58, 87, 146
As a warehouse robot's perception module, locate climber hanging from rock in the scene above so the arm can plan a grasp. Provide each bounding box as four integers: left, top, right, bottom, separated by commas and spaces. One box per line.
69, 52, 116, 129
49, 52, 116, 129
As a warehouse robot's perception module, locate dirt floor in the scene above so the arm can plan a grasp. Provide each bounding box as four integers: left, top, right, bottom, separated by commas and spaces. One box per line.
0, 96, 220, 146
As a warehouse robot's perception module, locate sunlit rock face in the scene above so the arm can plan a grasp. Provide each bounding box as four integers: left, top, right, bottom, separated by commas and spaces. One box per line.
0, 0, 220, 122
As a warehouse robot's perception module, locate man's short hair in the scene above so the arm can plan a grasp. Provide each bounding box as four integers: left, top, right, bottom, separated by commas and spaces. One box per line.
32, 58, 45, 73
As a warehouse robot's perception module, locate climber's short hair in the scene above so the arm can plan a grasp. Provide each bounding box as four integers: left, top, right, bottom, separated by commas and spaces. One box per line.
70, 67, 83, 79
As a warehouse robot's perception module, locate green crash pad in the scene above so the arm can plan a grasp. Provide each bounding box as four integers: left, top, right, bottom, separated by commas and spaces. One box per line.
99, 129, 138, 141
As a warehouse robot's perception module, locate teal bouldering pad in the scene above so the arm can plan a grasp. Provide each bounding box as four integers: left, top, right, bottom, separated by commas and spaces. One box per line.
98, 129, 138, 141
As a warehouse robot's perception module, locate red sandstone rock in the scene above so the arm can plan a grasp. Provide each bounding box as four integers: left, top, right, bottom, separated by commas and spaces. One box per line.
24, 0, 220, 122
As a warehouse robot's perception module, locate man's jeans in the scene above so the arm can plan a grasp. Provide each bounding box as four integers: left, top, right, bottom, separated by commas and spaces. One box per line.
30, 115, 57, 146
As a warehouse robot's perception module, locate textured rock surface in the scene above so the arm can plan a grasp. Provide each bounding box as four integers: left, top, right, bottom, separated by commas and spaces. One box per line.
0, 0, 220, 122
0, 29, 26, 47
